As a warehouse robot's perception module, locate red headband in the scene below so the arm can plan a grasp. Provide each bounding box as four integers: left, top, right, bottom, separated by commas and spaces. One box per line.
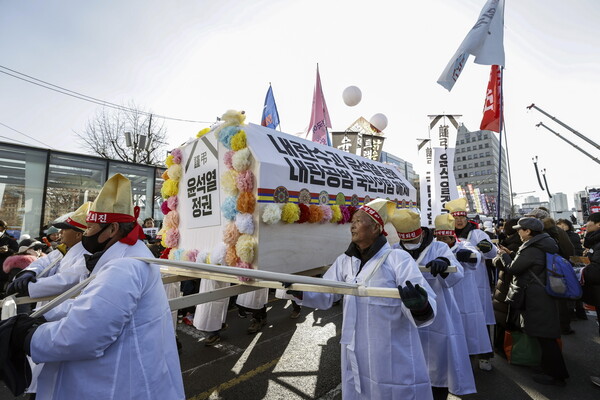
434, 229, 455, 236
360, 205, 388, 236
65, 217, 87, 230
87, 207, 145, 245
451, 211, 467, 217
398, 228, 422, 240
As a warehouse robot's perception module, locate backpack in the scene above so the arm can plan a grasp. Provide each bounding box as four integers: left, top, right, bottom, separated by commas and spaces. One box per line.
530, 253, 583, 300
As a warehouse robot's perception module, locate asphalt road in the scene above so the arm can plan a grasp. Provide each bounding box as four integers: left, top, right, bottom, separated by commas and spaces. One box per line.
2, 292, 600, 399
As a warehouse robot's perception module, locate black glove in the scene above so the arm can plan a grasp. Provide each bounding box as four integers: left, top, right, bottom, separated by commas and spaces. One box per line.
283, 281, 303, 300
426, 257, 450, 277
398, 281, 428, 310
6, 271, 37, 296
9, 314, 46, 355
456, 249, 475, 262
476, 239, 493, 253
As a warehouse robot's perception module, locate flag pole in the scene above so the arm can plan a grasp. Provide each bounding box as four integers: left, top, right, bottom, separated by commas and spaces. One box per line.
495, 66, 504, 224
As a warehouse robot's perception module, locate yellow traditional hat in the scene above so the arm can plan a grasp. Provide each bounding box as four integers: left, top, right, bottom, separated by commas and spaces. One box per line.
359, 198, 396, 236
391, 209, 422, 240
53, 202, 91, 232
434, 213, 456, 237
444, 197, 468, 217
87, 174, 145, 244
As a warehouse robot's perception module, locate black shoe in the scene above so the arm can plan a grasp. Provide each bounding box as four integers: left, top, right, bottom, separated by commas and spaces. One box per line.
238, 308, 249, 318
247, 318, 267, 334
204, 334, 221, 346
533, 374, 566, 387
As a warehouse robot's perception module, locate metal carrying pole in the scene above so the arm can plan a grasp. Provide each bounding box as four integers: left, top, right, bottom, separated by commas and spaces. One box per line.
536, 122, 600, 165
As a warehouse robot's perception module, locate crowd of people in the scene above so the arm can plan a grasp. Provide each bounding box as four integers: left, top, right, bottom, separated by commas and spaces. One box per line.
1, 185, 600, 399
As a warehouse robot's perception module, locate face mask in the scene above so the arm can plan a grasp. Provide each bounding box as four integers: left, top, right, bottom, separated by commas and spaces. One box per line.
82, 224, 112, 254
402, 241, 422, 250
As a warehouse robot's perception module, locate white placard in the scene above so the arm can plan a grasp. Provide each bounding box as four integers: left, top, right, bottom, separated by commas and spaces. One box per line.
181, 134, 221, 229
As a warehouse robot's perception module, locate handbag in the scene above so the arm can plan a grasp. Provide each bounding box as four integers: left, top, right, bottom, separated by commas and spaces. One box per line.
504, 330, 541, 366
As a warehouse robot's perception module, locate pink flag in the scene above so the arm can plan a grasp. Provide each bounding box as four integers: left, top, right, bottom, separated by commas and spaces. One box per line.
307, 65, 332, 145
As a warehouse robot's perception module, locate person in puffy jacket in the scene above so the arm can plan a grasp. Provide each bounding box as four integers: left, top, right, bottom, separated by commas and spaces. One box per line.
497, 217, 568, 387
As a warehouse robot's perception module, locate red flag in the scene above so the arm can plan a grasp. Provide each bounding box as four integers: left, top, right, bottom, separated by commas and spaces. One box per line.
480, 65, 502, 132
307, 65, 332, 145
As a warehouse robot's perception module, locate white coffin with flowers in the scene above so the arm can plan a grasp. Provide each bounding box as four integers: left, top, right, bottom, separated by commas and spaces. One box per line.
160, 119, 417, 274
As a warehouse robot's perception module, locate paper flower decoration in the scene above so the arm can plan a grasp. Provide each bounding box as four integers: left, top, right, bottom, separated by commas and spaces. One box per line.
171, 148, 183, 164
236, 234, 256, 264
218, 125, 240, 149
331, 205, 342, 223
221, 170, 239, 196
223, 222, 241, 246
164, 210, 180, 229
167, 195, 179, 211
298, 203, 310, 223
262, 204, 281, 224
196, 250, 209, 264
237, 192, 256, 214
308, 204, 324, 223
320, 205, 333, 223
231, 130, 247, 151
236, 260, 253, 282
281, 203, 300, 224
161, 179, 178, 199
196, 127, 211, 138
167, 164, 182, 182
161, 170, 169, 180
236, 170, 254, 192
161, 201, 171, 215
222, 196, 239, 220
235, 213, 254, 234
225, 246, 239, 266
165, 154, 174, 167
224, 150, 235, 170
211, 242, 227, 265
183, 249, 199, 262
232, 148, 251, 171
164, 228, 180, 248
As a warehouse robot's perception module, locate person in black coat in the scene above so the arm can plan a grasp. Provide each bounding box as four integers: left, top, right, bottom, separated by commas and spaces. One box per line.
557, 218, 584, 256
582, 213, 600, 327
498, 217, 569, 386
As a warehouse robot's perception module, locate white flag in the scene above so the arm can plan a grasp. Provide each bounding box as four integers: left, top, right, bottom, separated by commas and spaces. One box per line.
437, 0, 505, 91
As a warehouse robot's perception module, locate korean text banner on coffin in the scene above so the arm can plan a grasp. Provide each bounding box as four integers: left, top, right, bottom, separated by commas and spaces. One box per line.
245, 124, 416, 205
181, 134, 221, 229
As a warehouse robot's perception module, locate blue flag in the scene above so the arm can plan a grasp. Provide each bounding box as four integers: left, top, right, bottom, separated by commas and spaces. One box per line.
261, 85, 280, 130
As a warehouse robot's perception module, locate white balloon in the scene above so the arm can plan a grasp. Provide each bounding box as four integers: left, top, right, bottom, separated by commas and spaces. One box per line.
342, 86, 362, 107
370, 113, 388, 131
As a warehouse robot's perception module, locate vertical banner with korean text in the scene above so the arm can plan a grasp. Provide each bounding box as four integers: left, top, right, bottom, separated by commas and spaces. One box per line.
417, 139, 433, 227
181, 134, 221, 228
430, 118, 459, 220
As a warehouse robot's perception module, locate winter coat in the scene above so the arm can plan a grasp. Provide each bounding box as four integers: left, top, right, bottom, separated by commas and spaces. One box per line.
492, 233, 522, 328
565, 230, 584, 256
582, 230, 600, 306
499, 232, 561, 339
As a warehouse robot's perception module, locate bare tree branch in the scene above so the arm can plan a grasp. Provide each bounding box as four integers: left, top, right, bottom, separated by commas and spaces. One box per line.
77, 101, 168, 165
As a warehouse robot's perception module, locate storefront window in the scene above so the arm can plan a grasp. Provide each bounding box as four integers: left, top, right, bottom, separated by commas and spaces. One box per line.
0, 144, 47, 239
44, 153, 107, 227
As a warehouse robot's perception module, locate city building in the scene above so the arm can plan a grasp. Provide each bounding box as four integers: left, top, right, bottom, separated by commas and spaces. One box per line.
549, 192, 571, 220
0, 142, 165, 240
520, 195, 550, 216
453, 124, 511, 218
379, 151, 419, 187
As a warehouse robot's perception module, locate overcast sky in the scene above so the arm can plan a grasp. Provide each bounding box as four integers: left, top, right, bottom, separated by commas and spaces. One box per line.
1, 0, 599, 209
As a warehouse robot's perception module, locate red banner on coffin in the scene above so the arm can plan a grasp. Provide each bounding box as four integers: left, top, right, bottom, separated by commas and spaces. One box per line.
480, 65, 502, 133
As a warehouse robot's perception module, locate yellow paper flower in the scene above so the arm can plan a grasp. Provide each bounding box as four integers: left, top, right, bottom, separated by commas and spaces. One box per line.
231, 130, 247, 151
281, 203, 300, 224
161, 179, 179, 199
196, 127, 211, 138
221, 169, 239, 196
331, 205, 342, 223
167, 164, 183, 182
165, 154, 174, 167
236, 234, 256, 264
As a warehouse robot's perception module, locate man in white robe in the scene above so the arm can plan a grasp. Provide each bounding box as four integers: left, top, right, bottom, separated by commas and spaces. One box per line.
433, 213, 492, 357
445, 198, 497, 371
289, 199, 437, 400
391, 209, 476, 400
9, 173, 185, 400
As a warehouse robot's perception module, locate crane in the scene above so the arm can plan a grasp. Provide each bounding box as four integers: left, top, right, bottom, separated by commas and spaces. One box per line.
527, 103, 600, 151
535, 122, 600, 165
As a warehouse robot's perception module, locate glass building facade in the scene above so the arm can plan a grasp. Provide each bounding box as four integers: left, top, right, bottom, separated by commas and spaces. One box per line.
0, 142, 165, 240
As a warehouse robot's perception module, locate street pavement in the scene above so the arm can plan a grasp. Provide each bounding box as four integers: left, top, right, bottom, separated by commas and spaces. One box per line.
2, 292, 600, 399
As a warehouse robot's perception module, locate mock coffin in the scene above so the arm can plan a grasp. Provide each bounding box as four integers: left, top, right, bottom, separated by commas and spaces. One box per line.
160, 117, 417, 274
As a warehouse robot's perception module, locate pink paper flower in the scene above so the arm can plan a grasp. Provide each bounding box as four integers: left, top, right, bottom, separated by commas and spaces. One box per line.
171, 148, 183, 164
165, 228, 180, 248
167, 195, 178, 211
